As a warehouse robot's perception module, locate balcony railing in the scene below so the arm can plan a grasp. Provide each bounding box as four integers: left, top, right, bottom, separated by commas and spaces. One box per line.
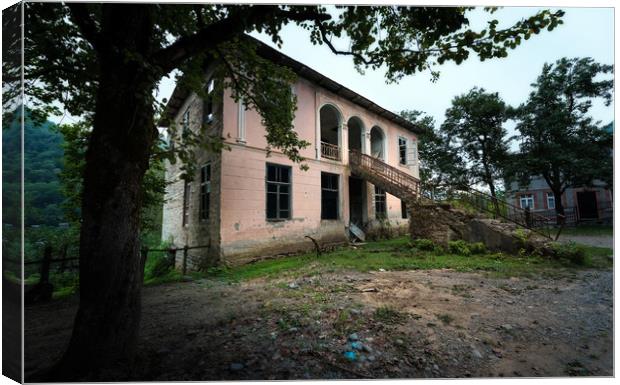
321, 141, 341, 161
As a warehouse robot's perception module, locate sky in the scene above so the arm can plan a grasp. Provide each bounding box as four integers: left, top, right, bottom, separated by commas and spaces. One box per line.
155, 5, 614, 140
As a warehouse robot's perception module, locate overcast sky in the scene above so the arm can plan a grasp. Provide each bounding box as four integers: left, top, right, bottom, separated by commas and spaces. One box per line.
156, 6, 614, 138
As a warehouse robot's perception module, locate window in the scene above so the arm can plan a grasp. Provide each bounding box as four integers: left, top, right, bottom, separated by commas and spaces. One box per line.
375, 186, 387, 219
199, 164, 211, 221
321, 172, 339, 220
399, 137, 407, 165
546, 192, 555, 209
182, 108, 190, 141
182, 180, 191, 226
266, 164, 291, 220
401, 200, 408, 219
519, 194, 534, 209
203, 78, 215, 124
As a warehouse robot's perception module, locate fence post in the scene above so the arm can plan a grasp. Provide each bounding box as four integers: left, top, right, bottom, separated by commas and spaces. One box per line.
182, 245, 188, 276
40, 244, 52, 285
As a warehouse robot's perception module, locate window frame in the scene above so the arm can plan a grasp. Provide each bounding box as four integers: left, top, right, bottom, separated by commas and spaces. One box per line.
266, 163, 292, 221
199, 163, 211, 221
182, 180, 191, 227
321, 172, 340, 220
398, 136, 407, 165
375, 186, 387, 219
181, 108, 190, 142
204, 78, 215, 124
519, 193, 535, 209
546, 192, 555, 210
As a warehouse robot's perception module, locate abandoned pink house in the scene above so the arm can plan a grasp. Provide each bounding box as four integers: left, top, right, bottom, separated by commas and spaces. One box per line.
161, 39, 423, 267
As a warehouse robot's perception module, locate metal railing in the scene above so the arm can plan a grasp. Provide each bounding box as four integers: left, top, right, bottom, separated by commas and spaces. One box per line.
349, 149, 420, 199
455, 188, 558, 239
321, 141, 341, 161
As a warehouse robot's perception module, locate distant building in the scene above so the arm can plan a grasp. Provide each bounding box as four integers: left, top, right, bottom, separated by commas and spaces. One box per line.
506, 178, 612, 224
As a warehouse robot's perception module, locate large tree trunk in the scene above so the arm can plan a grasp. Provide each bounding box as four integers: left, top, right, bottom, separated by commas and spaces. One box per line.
47, 6, 158, 380
553, 190, 566, 226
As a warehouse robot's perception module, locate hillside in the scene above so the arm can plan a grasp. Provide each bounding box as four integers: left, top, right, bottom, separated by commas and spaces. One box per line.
2, 111, 66, 226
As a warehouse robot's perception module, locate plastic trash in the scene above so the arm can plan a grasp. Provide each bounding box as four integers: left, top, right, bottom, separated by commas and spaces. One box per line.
343, 351, 357, 361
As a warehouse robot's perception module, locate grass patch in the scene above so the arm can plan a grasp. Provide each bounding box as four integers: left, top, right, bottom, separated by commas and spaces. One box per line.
374, 305, 407, 325
201, 236, 612, 283
436, 313, 455, 325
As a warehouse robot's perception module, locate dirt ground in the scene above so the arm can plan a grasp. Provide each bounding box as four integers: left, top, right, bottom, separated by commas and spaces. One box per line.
24, 264, 613, 381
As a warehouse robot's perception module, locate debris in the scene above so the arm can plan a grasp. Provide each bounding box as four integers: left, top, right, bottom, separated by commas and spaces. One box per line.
288, 282, 299, 289
379, 268, 386, 272
362, 344, 373, 353
362, 288, 378, 292
351, 341, 363, 350
395, 339, 404, 346
367, 355, 376, 362
343, 351, 357, 361
348, 333, 360, 342
501, 324, 513, 331
350, 308, 362, 315
472, 349, 483, 359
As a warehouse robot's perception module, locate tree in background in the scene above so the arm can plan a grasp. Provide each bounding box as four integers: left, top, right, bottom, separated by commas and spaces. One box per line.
7, 3, 564, 379
400, 110, 466, 199
441, 88, 511, 214
511, 57, 613, 223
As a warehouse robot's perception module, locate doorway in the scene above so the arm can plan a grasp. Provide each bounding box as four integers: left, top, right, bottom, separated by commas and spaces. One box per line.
577, 191, 598, 220
349, 176, 365, 226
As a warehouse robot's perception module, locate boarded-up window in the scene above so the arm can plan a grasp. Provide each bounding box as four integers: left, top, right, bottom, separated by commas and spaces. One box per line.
200, 164, 211, 221
321, 172, 339, 220
375, 186, 387, 219
401, 200, 408, 219
266, 164, 291, 220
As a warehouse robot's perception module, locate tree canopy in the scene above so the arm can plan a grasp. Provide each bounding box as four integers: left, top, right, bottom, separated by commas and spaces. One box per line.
510, 57, 613, 219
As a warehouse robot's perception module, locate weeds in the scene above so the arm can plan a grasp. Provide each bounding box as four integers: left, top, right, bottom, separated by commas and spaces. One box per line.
373, 305, 407, 325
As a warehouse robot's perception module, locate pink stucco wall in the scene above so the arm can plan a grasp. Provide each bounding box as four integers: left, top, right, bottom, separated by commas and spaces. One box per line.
218, 76, 419, 262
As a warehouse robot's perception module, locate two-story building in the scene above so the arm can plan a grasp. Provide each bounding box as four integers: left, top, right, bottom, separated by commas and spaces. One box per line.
161, 38, 422, 267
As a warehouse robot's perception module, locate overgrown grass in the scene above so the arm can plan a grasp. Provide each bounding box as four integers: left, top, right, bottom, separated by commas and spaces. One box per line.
204, 236, 612, 283
559, 225, 613, 237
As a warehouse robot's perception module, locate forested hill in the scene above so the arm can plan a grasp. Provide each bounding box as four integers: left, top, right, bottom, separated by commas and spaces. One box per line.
2, 112, 66, 226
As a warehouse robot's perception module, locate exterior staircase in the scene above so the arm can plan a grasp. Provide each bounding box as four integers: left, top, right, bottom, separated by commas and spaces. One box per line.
349, 149, 421, 204
348, 149, 557, 240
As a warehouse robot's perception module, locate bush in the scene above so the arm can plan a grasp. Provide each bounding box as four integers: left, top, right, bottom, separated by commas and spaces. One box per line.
551, 242, 587, 266
411, 238, 437, 251
468, 242, 487, 254
144, 246, 175, 281
448, 240, 471, 256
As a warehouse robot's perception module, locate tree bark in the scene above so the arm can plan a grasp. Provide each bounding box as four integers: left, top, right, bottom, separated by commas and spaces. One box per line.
47, 6, 158, 380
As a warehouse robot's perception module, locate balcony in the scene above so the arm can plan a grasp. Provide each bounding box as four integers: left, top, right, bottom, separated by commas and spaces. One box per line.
321, 141, 341, 161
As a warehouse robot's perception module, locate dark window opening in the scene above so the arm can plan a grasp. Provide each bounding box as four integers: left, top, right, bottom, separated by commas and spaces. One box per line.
200, 164, 211, 221
375, 186, 387, 219
182, 180, 190, 226
321, 172, 339, 220
401, 200, 408, 219
399, 137, 407, 165
266, 164, 291, 220
182, 108, 190, 142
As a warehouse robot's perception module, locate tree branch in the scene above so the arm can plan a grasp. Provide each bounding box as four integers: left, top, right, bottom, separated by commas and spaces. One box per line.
67, 3, 107, 52
151, 6, 331, 75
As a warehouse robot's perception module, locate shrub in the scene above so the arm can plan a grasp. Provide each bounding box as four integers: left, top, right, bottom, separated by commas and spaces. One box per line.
144, 245, 175, 281
411, 238, 437, 251
448, 240, 471, 256
550, 242, 587, 265
468, 242, 487, 254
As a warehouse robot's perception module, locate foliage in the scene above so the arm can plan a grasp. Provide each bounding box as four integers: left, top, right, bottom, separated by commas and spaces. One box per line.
374, 306, 407, 325
2, 110, 66, 227
510, 57, 613, 219
143, 244, 175, 282
448, 240, 472, 256
400, 110, 466, 199
410, 238, 439, 252
550, 241, 588, 266
57, 121, 167, 236
468, 242, 487, 254
440, 87, 511, 209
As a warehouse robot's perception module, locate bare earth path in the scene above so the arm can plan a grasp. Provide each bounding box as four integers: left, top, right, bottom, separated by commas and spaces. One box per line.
557, 235, 614, 249
25, 268, 612, 380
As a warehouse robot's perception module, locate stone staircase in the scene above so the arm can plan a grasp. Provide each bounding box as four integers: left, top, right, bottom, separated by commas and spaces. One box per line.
348, 149, 556, 240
